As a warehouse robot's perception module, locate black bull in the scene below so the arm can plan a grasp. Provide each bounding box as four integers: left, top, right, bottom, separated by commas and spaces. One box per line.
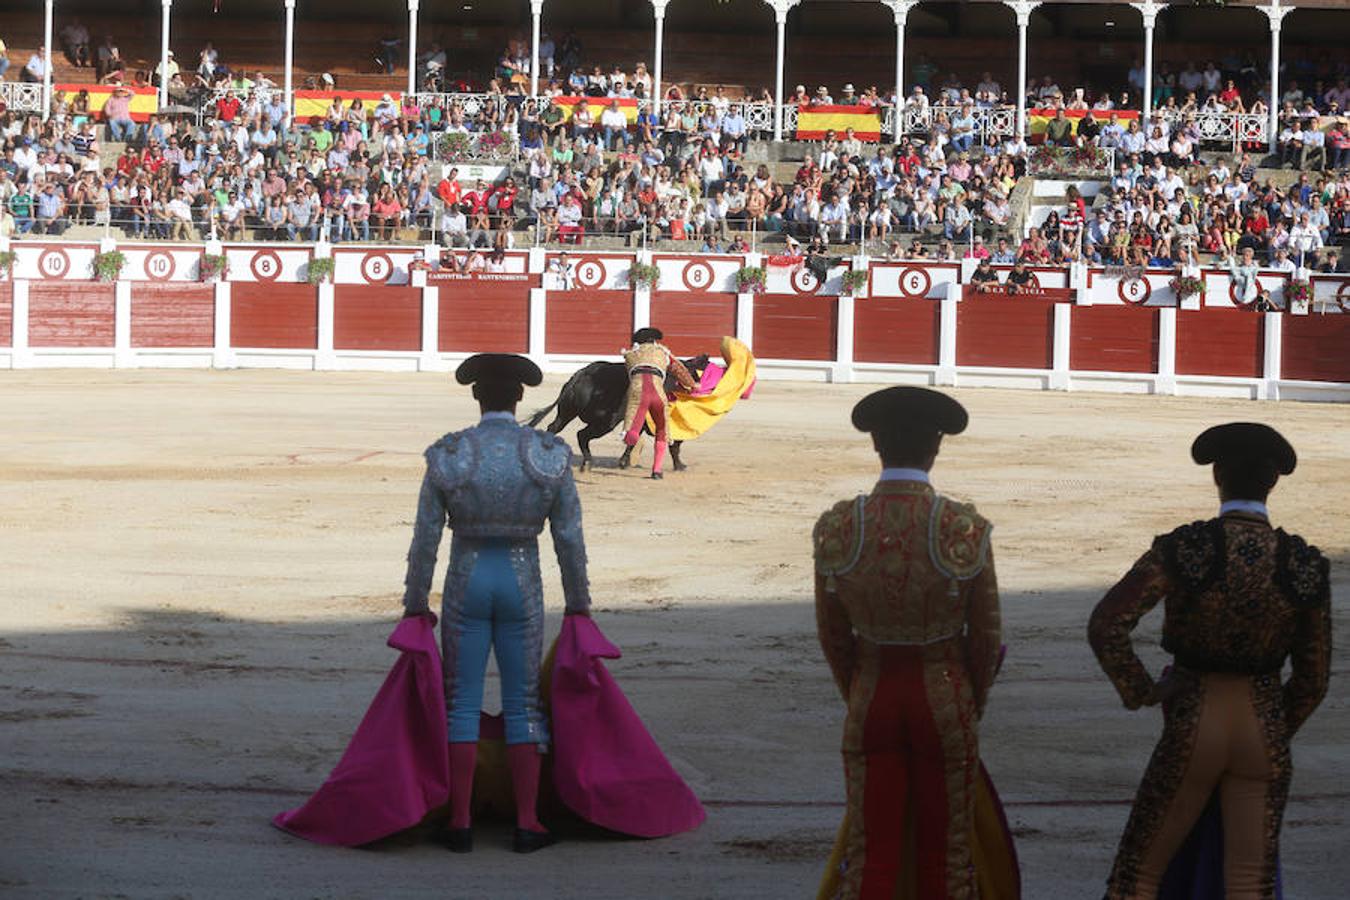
524, 356, 710, 471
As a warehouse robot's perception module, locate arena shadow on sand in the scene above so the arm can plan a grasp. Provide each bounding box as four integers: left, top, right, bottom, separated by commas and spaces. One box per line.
1, 578, 1345, 898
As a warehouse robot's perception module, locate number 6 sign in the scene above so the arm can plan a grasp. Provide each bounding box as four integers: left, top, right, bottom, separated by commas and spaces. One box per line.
898, 266, 931, 299
1118, 276, 1152, 305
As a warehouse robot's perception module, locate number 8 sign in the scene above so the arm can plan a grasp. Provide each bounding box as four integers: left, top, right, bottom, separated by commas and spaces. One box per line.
575, 260, 606, 289
250, 249, 283, 282
682, 260, 714, 292
361, 253, 394, 284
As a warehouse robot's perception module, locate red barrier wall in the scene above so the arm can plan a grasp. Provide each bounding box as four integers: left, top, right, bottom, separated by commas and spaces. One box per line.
957, 296, 1056, 369
334, 285, 421, 352
1176, 308, 1263, 378
438, 282, 531, 354
28, 283, 115, 347
230, 283, 318, 349
131, 285, 215, 348
650, 292, 738, 357
1281, 315, 1350, 383
1070, 306, 1159, 374
546, 291, 634, 355
853, 298, 940, 365
753, 295, 837, 361
0, 282, 12, 348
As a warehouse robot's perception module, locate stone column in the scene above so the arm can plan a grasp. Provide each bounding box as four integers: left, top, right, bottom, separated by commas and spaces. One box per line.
1130, 0, 1159, 118
1004, 0, 1041, 139
1260, 0, 1292, 152
652, 0, 669, 119
764, 0, 800, 142
530, 0, 544, 97
283, 0, 297, 114
407, 0, 420, 97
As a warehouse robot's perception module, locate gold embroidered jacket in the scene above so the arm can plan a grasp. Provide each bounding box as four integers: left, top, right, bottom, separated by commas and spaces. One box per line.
813, 481, 1001, 716
1088, 512, 1332, 733
623, 342, 697, 390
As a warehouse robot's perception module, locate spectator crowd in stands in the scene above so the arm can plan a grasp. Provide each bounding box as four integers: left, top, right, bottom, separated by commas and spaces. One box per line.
0, 20, 1346, 277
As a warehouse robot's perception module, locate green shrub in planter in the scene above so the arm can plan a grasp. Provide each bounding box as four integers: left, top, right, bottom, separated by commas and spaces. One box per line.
199, 253, 230, 282
92, 250, 127, 282
842, 269, 870, 296
0, 250, 16, 279
306, 257, 335, 285
734, 265, 766, 293
629, 262, 661, 289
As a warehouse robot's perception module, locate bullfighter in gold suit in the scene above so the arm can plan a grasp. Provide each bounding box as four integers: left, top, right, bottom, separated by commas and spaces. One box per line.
621, 327, 696, 480
814, 387, 1002, 900
1089, 423, 1331, 900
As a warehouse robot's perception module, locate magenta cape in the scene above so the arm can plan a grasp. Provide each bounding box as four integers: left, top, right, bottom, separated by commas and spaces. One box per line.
273, 614, 704, 845
549, 615, 707, 838
272, 613, 450, 845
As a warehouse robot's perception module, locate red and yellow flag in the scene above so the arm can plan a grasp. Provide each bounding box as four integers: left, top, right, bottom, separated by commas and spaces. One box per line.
551, 96, 640, 124
1028, 107, 1140, 143
54, 84, 158, 122
292, 90, 399, 123
796, 104, 881, 141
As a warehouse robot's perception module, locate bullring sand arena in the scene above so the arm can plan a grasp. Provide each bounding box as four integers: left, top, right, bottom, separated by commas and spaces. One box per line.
1, 369, 1346, 898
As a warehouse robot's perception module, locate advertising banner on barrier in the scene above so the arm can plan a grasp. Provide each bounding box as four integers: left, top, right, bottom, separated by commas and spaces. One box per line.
796, 104, 881, 141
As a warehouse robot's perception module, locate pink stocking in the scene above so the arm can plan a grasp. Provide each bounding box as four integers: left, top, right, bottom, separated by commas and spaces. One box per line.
507, 744, 545, 832
651, 440, 668, 475
448, 742, 477, 829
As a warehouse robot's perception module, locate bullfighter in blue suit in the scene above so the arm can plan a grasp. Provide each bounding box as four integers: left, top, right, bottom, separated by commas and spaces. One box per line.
402, 353, 591, 855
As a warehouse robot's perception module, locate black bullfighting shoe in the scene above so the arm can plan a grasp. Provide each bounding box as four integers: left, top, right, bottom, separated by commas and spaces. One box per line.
440, 827, 473, 853
512, 827, 557, 854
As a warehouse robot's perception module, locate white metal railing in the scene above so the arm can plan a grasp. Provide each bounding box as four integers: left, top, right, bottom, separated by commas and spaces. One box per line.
1156, 109, 1269, 151
0, 82, 44, 113
890, 105, 1017, 144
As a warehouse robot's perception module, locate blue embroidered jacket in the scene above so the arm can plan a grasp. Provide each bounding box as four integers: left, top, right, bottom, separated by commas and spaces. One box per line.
402, 417, 591, 615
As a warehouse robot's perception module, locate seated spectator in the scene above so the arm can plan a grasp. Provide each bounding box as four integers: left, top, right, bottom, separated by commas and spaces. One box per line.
1044, 110, 1074, 148
1005, 259, 1035, 294
60, 19, 91, 68
1300, 118, 1326, 171
971, 256, 1000, 292
34, 181, 68, 235
22, 46, 49, 83
0, 35, 10, 80
599, 100, 627, 152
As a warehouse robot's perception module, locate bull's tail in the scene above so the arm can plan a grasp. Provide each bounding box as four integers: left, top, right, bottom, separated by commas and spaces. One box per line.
523, 398, 560, 428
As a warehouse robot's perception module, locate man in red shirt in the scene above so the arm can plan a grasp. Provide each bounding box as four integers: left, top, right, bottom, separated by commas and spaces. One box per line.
462, 179, 491, 217
216, 92, 242, 124
491, 178, 519, 226
436, 166, 463, 207
1244, 207, 1270, 239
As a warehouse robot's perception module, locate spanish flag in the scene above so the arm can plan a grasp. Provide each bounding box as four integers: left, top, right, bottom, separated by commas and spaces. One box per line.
292, 90, 398, 123
1027, 107, 1139, 143
796, 104, 881, 141
54, 84, 158, 122
551, 96, 640, 125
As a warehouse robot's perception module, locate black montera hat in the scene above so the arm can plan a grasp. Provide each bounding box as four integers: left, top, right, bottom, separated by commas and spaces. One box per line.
455, 353, 543, 387
851, 387, 969, 436
632, 327, 664, 343
1191, 423, 1296, 475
